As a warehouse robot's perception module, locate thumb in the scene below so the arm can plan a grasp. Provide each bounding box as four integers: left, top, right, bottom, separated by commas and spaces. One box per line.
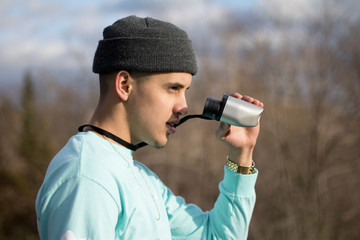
216, 122, 231, 140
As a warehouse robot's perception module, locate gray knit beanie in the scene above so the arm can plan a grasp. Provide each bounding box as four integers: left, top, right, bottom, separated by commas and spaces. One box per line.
92, 16, 198, 75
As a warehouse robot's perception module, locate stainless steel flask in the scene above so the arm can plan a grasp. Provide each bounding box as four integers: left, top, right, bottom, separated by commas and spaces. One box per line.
202, 94, 263, 127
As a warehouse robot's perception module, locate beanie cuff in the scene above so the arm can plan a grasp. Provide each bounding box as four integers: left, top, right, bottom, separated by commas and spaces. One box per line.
93, 38, 197, 75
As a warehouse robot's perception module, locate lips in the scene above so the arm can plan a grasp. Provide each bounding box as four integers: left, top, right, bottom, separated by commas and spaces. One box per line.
166, 120, 179, 134
166, 122, 176, 134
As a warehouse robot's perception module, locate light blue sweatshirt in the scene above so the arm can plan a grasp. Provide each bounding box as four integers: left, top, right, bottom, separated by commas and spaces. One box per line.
36, 131, 257, 239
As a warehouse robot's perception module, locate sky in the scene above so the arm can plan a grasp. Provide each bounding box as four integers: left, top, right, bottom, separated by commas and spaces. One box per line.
0, 0, 358, 88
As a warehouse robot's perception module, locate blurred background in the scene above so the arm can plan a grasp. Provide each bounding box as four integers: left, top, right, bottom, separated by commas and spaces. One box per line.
0, 0, 359, 239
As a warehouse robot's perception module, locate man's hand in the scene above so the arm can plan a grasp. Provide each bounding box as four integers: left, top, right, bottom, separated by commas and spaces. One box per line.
216, 93, 264, 166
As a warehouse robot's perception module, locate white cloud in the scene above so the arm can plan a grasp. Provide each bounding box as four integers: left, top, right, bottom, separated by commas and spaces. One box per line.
38, 42, 68, 60
256, 0, 360, 23
0, 38, 70, 70
0, 0, 230, 74
0, 0, 359, 86
1, 40, 37, 62
257, 0, 320, 22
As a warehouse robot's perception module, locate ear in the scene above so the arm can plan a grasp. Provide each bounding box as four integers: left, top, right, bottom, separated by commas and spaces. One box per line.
115, 71, 133, 101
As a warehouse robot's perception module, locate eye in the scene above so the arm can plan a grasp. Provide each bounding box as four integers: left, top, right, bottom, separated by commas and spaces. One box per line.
168, 84, 181, 92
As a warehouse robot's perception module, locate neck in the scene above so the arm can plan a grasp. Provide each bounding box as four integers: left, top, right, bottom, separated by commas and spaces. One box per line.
79, 124, 147, 151
89, 100, 132, 144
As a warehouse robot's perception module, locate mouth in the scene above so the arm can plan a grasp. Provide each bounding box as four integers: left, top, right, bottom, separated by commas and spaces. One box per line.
166, 121, 179, 134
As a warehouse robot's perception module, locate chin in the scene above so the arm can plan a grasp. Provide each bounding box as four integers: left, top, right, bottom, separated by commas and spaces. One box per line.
153, 144, 166, 149
148, 136, 169, 149
149, 141, 167, 149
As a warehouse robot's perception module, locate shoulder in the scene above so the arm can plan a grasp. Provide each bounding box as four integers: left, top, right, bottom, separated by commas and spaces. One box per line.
134, 160, 161, 182
36, 132, 126, 212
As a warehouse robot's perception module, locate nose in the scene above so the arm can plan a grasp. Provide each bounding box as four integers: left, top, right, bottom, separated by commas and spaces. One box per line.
174, 96, 188, 116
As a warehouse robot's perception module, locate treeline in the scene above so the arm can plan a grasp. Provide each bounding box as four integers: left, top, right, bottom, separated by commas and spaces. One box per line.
0, 72, 97, 238
1, 3, 360, 239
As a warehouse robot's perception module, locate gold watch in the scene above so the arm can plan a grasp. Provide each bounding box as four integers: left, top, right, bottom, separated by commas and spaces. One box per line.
226, 157, 255, 174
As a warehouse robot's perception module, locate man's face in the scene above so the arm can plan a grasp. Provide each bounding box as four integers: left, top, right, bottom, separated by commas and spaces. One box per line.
126, 72, 192, 148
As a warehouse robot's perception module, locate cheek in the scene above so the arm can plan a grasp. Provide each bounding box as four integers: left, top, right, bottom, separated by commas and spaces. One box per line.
131, 88, 173, 125
145, 101, 168, 123
143, 93, 172, 113
133, 99, 165, 127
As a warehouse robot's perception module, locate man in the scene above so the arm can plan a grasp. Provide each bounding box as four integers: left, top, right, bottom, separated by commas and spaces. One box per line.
36, 15, 264, 239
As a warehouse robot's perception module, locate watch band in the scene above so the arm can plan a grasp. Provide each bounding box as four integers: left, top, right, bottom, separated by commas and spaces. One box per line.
226, 157, 255, 174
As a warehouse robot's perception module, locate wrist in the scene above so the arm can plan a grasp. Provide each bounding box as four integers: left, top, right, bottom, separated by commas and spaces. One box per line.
226, 157, 255, 174
228, 147, 254, 166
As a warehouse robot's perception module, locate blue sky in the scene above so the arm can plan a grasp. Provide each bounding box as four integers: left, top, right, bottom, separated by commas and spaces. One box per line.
1, 0, 260, 86
0, 0, 358, 87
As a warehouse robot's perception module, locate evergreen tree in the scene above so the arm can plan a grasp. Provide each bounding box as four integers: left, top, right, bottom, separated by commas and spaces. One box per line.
0, 71, 54, 239
19, 71, 53, 179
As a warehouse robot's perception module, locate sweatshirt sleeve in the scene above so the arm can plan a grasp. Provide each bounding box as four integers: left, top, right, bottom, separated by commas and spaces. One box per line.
164, 166, 258, 240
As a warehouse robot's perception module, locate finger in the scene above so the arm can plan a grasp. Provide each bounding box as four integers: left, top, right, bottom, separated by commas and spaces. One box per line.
242, 95, 254, 103
253, 99, 260, 105
231, 93, 264, 107
230, 92, 243, 99
252, 99, 264, 107
242, 95, 264, 108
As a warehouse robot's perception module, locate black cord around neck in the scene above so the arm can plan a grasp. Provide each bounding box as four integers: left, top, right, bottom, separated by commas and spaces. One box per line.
78, 115, 211, 151
78, 124, 147, 151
